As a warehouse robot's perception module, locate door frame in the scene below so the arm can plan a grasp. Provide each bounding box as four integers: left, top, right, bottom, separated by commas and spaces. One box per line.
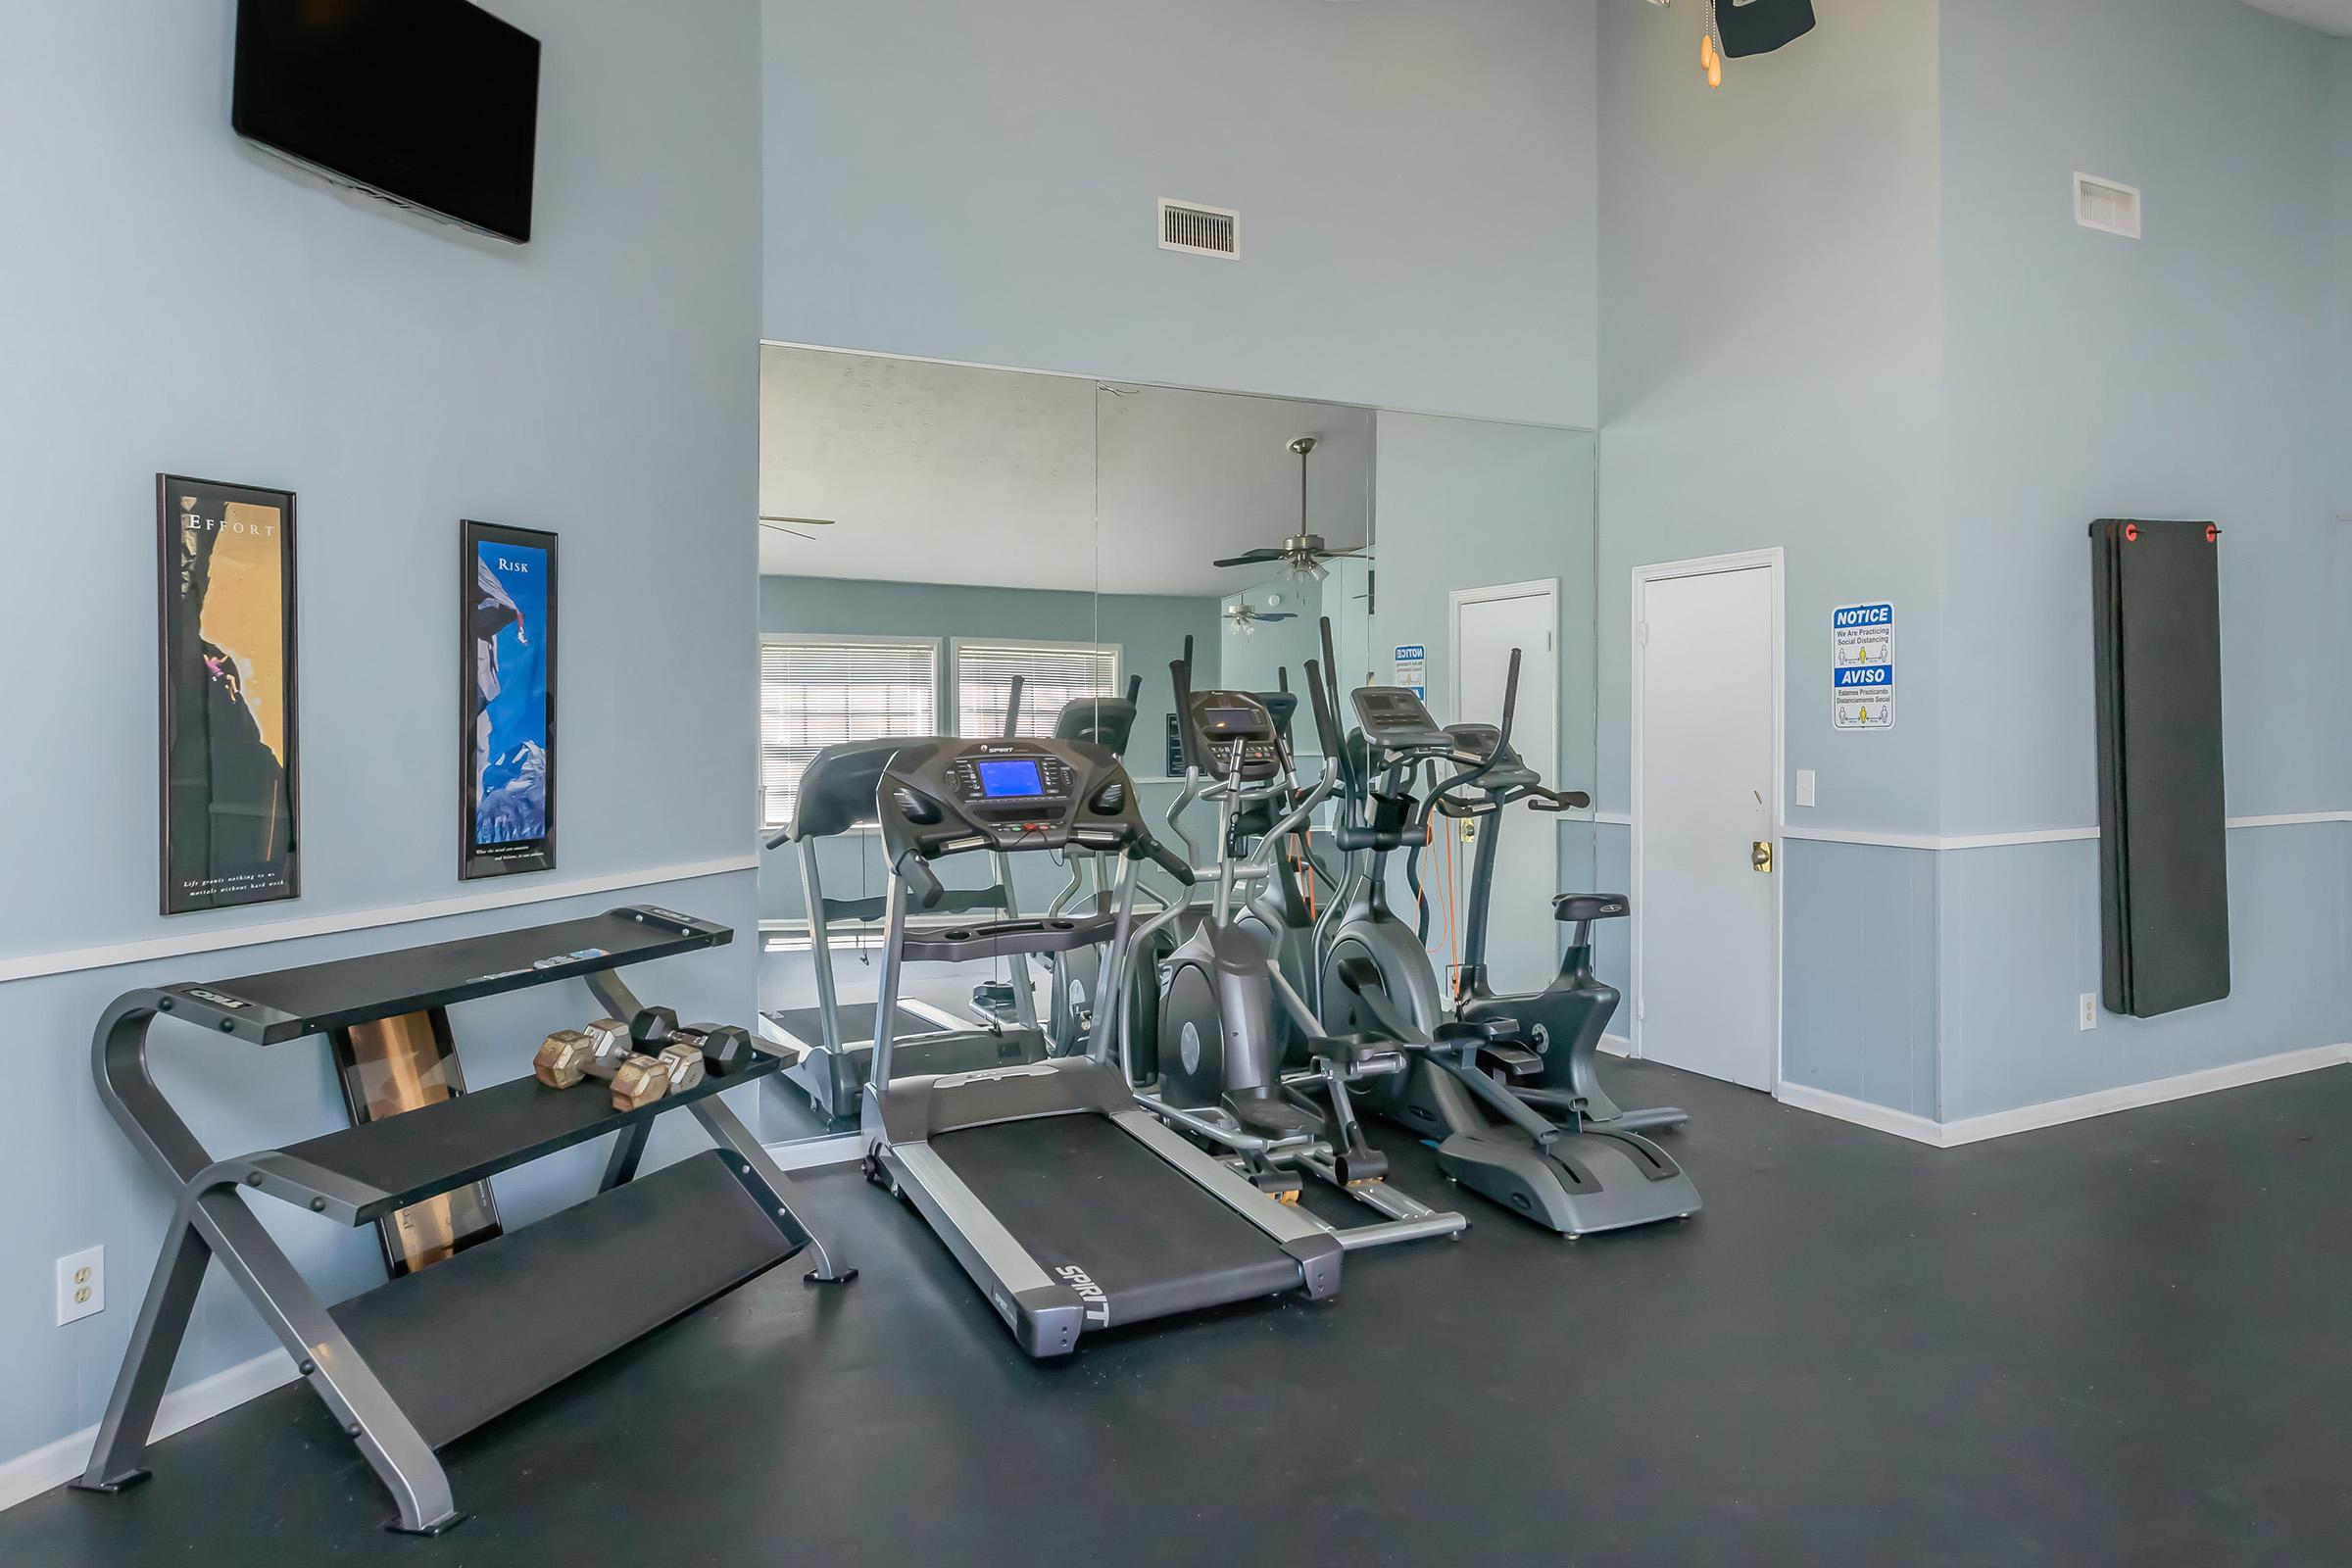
1629, 548, 1785, 1093
1446, 577, 1560, 776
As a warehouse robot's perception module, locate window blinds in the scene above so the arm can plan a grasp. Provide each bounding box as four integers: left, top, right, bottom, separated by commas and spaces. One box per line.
760, 638, 938, 827
954, 641, 1120, 740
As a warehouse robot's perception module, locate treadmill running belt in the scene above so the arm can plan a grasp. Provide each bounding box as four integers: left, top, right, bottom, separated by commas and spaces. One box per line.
936, 1115, 1304, 1326
761, 1003, 942, 1048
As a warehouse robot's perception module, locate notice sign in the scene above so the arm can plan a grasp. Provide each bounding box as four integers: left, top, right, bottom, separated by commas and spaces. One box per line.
1394, 644, 1427, 701
1832, 602, 1894, 730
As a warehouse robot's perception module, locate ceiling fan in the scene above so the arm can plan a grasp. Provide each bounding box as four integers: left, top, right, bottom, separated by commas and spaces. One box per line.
1222, 600, 1298, 638
760, 514, 837, 542
1212, 436, 1367, 585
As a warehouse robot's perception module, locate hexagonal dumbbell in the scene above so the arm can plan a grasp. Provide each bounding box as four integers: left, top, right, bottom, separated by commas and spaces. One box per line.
674, 1022, 758, 1079
605, 1052, 669, 1112
533, 1028, 598, 1088
572, 1016, 670, 1111
646, 1038, 706, 1095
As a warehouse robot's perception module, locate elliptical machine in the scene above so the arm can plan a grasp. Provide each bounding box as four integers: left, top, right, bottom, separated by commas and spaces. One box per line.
1311, 639, 1700, 1236
1111, 649, 1465, 1249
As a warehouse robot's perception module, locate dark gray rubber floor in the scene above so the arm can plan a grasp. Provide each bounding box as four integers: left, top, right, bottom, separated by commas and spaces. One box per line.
8, 1060, 2348, 1566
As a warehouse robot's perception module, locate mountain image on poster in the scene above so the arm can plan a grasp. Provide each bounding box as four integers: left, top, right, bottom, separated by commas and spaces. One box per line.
463, 519, 557, 878
473, 547, 548, 844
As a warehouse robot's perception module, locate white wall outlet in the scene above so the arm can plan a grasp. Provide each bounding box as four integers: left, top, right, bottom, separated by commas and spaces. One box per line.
1795, 769, 1816, 808
57, 1246, 104, 1326
2079, 994, 2099, 1032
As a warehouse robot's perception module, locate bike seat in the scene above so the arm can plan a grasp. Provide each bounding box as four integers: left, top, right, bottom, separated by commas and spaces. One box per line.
1226, 1093, 1315, 1139
1552, 893, 1630, 923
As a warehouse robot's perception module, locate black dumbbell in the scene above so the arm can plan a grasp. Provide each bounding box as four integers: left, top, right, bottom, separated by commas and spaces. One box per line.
629, 1005, 679, 1050
675, 1022, 758, 1078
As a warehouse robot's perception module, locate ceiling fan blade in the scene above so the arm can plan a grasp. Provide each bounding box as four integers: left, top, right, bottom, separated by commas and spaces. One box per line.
759, 514, 837, 526
1212, 549, 1285, 567
1256, 612, 1298, 622
759, 521, 816, 541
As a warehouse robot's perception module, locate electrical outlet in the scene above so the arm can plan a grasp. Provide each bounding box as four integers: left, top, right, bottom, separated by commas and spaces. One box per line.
2079, 994, 2099, 1032
1795, 769, 1816, 808
57, 1246, 104, 1326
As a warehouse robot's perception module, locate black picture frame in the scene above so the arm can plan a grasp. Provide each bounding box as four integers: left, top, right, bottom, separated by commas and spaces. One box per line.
327, 1007, 506, 1280
158, 474, 301, 915
460, 518, 558, 879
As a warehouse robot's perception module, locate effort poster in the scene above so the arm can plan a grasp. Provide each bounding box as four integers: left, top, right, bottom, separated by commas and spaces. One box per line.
157, 475, 300, 914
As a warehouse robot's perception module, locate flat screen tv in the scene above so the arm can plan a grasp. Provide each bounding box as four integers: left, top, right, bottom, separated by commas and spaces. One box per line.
233, 0, 542, 243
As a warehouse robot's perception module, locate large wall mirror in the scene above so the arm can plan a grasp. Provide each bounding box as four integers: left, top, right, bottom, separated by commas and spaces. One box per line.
754, 345, 1596, 1144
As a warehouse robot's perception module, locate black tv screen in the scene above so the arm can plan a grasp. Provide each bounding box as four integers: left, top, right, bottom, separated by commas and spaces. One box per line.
233, 0, 542, 243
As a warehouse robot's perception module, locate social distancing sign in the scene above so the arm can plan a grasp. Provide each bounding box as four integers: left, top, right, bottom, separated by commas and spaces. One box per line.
1832, 603, 1893, 729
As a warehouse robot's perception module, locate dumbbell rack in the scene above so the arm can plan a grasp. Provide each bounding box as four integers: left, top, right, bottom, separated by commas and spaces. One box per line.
74, 905, 853, 1536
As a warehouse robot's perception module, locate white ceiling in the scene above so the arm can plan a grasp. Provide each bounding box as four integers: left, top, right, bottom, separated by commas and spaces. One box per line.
2242, 0, 2352, 36
759, 347, 1373, 597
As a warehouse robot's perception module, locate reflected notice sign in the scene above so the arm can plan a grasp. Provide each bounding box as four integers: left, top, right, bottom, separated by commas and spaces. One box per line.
1832, 602, 1893, 730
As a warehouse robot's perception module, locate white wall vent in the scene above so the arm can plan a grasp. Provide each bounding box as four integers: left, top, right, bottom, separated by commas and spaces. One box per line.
1158, 199, 1239, 259
2073, 172, 2141, 239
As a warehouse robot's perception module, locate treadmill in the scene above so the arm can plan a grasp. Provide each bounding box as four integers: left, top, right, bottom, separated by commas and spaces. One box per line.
764, 737, 1049, 1127
861, 735, 1344, 1357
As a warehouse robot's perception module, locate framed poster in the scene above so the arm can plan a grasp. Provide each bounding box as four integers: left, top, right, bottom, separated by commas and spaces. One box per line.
329, 1009, 505, 1279
461, 519, 557, 878
158, 475, 300, 914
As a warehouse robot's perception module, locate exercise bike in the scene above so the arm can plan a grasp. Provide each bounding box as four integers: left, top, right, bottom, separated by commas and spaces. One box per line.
1310, 639, 1701, 1236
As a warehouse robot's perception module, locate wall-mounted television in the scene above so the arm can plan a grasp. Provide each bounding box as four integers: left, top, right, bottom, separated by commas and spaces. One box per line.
232, 0, 542, 244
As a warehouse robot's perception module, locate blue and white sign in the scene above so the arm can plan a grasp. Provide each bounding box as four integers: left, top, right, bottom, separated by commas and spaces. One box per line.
1394, 644, 1427, 701
1831, 602, 1894, 730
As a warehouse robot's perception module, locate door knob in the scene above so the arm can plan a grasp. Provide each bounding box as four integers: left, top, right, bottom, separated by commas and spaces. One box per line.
1751, 840, 1774, 873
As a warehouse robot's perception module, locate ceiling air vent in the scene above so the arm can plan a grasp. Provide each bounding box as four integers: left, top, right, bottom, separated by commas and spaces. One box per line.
1158, 199, 1239, 259
2074, 172, 2141, 239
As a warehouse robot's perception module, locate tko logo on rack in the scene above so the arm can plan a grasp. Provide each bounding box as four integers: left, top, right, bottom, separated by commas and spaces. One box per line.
1055, 1264, 1111, 1326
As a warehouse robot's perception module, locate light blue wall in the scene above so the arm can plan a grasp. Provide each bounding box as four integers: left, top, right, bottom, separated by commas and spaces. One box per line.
1931, 0, 2352, 1114
1596, 0, 1946, 834
0, 0, 762, 1465
1369, 413, 1598, 791
1937, 0, 2350, 833
1595, 0, 1946, 1113
762, 0, 1601, 428
757, 576, 1219, 921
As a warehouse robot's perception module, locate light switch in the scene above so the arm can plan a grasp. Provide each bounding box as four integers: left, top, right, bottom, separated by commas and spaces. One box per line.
1795, 769, 1816, 808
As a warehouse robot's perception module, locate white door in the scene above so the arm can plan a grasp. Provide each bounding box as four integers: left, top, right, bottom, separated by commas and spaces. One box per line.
1635, 560, 1779, 1090
1451, 581, 1559, 994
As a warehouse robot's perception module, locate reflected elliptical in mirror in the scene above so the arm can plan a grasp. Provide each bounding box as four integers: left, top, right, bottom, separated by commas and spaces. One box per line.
753, 344, 1599, 1147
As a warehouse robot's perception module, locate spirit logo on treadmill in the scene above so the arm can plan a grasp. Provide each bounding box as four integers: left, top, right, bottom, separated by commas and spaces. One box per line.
1055, 1264, 1111, 1326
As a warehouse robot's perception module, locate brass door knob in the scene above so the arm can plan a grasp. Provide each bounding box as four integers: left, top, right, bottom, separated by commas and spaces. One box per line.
1751, 840, 1774, 873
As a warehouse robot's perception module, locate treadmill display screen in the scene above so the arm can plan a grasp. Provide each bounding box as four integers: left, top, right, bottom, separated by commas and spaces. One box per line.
975, 759, 1045, 798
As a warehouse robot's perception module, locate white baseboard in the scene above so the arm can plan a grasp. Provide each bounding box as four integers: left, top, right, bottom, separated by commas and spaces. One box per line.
0, 1348, 298, 1515
1600, 1033, 1635, 1058
1777, 1044, 2352, 1149
1935, 1044, 2352, 1148
1773, 1081, 1947, 1146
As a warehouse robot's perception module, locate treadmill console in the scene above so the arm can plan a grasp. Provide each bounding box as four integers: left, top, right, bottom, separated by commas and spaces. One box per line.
1183, 691, 1284, 782
877, 737, 1153, 862
1350, 686, 1454, 754
945, 747, 1079, 820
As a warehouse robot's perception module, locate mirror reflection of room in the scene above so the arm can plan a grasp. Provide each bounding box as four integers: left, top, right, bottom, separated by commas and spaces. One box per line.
755, 343, 1596, 1144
